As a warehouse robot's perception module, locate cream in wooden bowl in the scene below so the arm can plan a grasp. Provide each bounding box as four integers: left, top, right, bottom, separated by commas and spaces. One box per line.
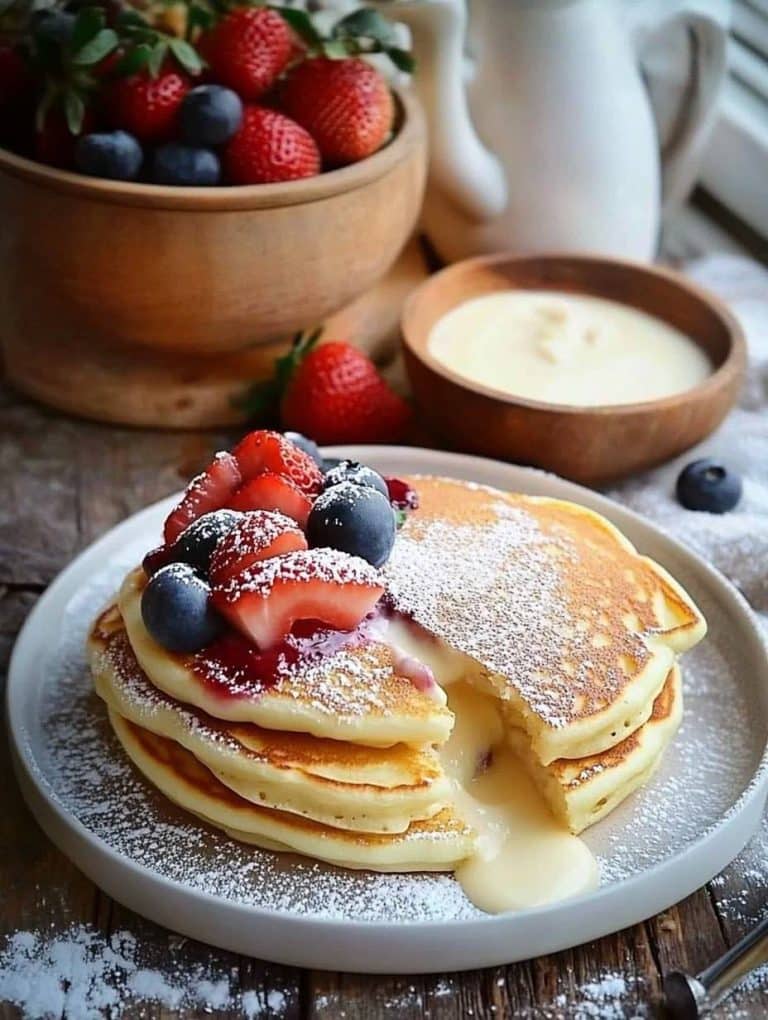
402, 254, 746, 484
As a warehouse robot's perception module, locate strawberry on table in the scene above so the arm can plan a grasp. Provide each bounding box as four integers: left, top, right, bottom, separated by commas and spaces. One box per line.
108, 66, 191, 143
200, 7, 293, 101
279, 57, 394, 166
233, 429, 323, 496
211, 547, 384, 649
273, 334, 410, 445
222, 105, 319, 184
164, 451, 242, 544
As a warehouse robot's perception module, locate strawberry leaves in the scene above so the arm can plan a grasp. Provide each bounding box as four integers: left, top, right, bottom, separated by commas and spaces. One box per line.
31, 6, 120, 136
236, 327, 323, 422
272, 4, 414, 73
113, 8, 204, 78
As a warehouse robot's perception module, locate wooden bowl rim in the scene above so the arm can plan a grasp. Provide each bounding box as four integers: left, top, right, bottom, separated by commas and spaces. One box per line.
0, 87, 423, 212
402, 252, 747, 418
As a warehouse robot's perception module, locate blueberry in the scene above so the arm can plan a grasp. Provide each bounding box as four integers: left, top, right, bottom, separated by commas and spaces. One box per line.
34, 10, 76, 45
179, 85, 243, 147
284, 431, 323, 468
322, 457, 343, 474
151, 143, 221, 186
75, 130, 143, 181
676, 458, 742, 514
322, 460, 388, 499
307, 481, 396, 568
141, 562, 223, 652
171, 509, 243, 576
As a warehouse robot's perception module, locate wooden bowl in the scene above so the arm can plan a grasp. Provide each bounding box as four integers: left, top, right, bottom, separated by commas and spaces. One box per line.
0, 88, 426, 428
402, 254, 746, 484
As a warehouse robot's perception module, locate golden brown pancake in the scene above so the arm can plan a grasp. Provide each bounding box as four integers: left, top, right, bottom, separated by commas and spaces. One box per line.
385, 476, 705, 763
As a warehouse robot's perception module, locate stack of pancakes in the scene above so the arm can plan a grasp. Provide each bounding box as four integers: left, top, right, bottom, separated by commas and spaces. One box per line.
89, 475, 705, 876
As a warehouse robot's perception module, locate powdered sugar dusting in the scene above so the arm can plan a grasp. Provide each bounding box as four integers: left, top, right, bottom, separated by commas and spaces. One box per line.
25, 521, 766, 923
0, 925, 294, 1019
384, 478, 673, 729
214, 547, 382, 603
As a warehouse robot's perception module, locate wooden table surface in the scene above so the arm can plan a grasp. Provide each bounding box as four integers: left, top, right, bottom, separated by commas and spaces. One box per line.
2, 205, 768, 1019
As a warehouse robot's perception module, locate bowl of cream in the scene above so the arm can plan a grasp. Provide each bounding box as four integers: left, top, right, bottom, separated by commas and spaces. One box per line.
402, 254, 745, 484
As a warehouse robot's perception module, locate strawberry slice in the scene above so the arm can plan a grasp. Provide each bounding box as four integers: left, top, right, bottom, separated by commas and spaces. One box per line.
164, 452, 242, 545
233, 429, 323, 496
209, 510, 307, 586
228, 472, 312, 526
211, 547, 384, 649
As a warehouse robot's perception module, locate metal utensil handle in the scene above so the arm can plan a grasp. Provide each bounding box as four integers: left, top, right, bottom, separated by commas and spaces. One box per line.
700, 912, 768, 1010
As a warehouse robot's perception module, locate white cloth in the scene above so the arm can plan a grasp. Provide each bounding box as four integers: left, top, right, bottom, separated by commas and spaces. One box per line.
608, 255, 768, 626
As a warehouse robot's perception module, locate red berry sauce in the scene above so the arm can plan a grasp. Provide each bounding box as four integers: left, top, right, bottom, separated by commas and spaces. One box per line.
190, 615, 381, 700
386, 477, 419, 511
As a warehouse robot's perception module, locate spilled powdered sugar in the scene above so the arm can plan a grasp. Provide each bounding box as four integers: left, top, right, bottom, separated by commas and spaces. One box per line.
0, 926, 293, 1019
21, 496, 766, 922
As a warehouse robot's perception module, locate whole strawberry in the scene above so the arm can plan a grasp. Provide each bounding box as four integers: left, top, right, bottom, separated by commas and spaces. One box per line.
223, 105, 319, 185
280, 337, 410, 445
279, 57, 394, 166
109, 67, 190, 143
201, 7, 292, 101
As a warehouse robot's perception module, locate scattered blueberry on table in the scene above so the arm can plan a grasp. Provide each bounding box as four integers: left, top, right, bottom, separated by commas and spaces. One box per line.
676, 459, 742, 514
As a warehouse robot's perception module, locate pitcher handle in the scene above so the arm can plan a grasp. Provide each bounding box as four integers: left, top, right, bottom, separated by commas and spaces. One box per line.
628, 0, 729, 213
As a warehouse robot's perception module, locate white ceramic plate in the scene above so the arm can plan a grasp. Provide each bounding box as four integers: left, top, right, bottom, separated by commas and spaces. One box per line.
7, 448, 768, 974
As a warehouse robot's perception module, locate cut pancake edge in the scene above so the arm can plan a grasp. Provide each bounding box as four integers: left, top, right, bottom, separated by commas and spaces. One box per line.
507, 665, 684, 834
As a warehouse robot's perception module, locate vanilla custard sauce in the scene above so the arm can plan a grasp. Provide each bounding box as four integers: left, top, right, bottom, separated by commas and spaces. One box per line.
428, 289, 711, 407
383, 618, 599, 913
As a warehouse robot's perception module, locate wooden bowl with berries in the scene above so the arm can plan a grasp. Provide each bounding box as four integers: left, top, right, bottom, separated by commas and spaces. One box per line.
0, 3, 426, 428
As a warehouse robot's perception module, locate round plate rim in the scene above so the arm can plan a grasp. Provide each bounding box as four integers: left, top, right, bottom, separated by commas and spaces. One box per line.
7, 446, 768, 972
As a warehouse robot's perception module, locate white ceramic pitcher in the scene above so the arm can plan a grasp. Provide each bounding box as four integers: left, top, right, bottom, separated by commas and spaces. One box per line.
382, 0, 728, 262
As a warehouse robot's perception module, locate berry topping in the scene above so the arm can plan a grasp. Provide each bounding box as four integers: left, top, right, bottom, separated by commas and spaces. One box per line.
75, 131, 143, 182
164, 451, 242, 544
179, 84, 243, 147
676, 459, 742, 514
209, 510, 307, 585
200, 7, 292, 102
228, 472, 312, 526
284, 431, 323, 468
307, 481, 396, 568
233, 429, 323, 496
143, 543, 173, 577
152, 143, 221, 186
141, 562, 224, 653
211, 547, 384, 649
386, 477, 419, 511
322, 460, 388, 499
279, 57, 394, 166
171, 509, 243, 576
222, 105, 320, 185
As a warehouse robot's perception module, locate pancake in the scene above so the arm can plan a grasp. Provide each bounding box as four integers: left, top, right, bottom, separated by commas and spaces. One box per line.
89, 612, 451, 834
385, 476, 705, 764
116, 568, 454, 748
506, 665, 683, 833
109, 710, 477, 872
